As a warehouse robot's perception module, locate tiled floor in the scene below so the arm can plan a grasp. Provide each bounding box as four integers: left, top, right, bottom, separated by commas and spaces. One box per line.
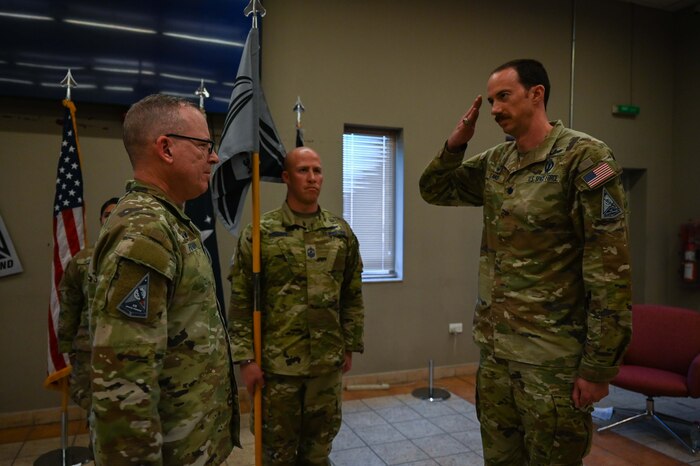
2, 375, 699, 465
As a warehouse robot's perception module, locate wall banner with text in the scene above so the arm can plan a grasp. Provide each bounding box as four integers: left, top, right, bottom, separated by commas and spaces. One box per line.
0, 213, 23, 278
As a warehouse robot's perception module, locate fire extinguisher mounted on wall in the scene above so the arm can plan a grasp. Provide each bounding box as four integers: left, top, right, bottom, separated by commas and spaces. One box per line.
684, 241, 697, 283
681, 222, 699, 285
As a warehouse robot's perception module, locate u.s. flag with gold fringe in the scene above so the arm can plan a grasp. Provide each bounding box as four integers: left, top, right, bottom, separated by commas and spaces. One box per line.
45, 99, 86, 388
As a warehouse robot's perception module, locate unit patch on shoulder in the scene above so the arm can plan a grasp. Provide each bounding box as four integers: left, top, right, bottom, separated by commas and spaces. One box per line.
601, 188, 622, 219
117, 273, 150, 318
582, 162, 615, 189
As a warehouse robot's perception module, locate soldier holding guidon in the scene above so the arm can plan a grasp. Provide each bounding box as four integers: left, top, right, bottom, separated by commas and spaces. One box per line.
229, 146, 364, 465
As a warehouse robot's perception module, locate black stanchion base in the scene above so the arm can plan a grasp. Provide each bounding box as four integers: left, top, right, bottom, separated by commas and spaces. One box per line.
33, 446, 93, 466
412, 387, 451, 402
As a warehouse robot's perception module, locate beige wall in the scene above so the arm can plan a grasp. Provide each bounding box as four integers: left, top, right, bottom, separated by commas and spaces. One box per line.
1, 0, 698, 414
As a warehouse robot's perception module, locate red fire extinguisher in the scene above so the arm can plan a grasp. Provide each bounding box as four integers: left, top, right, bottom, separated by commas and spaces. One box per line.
684, 241, 697, 283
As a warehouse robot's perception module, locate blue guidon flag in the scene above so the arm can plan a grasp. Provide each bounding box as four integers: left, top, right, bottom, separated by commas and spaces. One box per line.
211, 26, 286, 236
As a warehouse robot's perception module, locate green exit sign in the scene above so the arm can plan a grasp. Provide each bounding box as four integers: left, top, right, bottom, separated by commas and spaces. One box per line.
612, 104, 640, 116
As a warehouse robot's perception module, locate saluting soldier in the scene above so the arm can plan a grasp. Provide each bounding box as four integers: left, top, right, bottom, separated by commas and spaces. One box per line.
420, 59, 632, 465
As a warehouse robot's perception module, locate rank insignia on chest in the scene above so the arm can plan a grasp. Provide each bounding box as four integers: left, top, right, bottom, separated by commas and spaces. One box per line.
306, 245, 316, 259
117, 273, 150, 318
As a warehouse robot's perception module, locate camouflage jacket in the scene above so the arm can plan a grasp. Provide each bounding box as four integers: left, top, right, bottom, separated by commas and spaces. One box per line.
58, 245, 93, 355
419, 121, 632, 383
229, 202, 364, 377
89, 180, 239, 465
58, 245, 94, 410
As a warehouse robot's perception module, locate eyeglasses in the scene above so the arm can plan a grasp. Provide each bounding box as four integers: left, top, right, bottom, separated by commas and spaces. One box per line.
165, 133, 215, 154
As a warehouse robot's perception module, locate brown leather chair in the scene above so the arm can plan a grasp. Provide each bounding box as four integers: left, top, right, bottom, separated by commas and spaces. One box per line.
597, 304, 700, 454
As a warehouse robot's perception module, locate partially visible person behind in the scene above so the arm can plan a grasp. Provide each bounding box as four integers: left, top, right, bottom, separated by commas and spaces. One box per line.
58, 197, 119, 411
89, 94, 239, 465
229, 146, 365, 465
419, 59, 632, 465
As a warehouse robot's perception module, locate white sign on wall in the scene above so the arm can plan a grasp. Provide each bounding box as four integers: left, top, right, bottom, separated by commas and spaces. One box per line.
0, 212, 23, 278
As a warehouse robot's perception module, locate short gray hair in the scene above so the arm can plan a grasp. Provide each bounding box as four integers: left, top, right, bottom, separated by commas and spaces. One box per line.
122, 94, 199, 164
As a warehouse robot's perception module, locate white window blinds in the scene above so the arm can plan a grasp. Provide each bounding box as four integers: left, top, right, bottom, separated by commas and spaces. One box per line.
343, 128, 398, 279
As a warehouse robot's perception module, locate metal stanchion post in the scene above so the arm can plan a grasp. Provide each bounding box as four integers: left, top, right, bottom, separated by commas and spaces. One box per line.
412, 359, 450, 402
34, 378, 92, 466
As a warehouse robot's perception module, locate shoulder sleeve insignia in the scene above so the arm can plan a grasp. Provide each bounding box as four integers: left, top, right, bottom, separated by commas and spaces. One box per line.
117, 273, 150, 318
601, 187, 623, 219
582, 162, 615, 188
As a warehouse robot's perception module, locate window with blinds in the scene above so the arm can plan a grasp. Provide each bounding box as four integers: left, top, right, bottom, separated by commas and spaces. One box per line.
342, 126, 403, 281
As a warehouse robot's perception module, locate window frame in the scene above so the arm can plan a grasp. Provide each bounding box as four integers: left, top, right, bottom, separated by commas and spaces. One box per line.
342, 125, 403, 282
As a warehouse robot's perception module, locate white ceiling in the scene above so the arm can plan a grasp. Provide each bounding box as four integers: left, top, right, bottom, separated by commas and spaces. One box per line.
614, 0, 700, 11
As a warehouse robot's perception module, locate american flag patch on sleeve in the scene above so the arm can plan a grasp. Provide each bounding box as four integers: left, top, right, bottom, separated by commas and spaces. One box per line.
582, 162, 615, 188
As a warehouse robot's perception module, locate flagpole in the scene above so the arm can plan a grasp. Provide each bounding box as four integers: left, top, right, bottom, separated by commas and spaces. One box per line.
293, 96, 305, 147
35, 69, 92, 466
244, 2, 266, 465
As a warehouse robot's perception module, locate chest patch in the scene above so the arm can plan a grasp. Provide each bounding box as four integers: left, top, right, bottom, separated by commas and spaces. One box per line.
601, 188, 622, 219
306, 245, 316, 259
117, 273, 150, 319
544, 159, 555, 173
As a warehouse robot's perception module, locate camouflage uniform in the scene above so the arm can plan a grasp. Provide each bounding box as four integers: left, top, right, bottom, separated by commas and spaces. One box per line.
419, 121, 632, 465
58, 246, 94, 411
89, 180, 239, 466
229, 202, 364, 465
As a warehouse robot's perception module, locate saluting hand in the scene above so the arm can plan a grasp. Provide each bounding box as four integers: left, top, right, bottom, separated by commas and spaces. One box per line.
447, 95, 483, 152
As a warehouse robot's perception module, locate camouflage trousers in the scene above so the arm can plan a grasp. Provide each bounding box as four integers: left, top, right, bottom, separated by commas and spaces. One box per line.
476, 351, 593, 466
68, 350, 91, 411
250, 370, 342, 466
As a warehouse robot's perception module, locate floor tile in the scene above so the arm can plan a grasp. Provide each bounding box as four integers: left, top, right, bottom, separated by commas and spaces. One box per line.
443, 398, 476, 415
332, 423, 366, 451
434, 451, 484, 466
343, 410, 388, 429
450, 429, 482, 453
393, 419, 444, 440
4, 376, 698, 465
354, 423, 406, 446
15, 437, 61, 459
0, 442, 22, 463
410, 401, 458, 419
413, 434, 469, 457
370, 439, 429, 464
330, 446, 385, 466
376, 405, 423, 423
429, 414, 478, 434
342, 399, 371, 414
362, 396, 406, 410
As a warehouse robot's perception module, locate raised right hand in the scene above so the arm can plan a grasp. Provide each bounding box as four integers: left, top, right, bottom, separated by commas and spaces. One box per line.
446, 95, 483, 152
